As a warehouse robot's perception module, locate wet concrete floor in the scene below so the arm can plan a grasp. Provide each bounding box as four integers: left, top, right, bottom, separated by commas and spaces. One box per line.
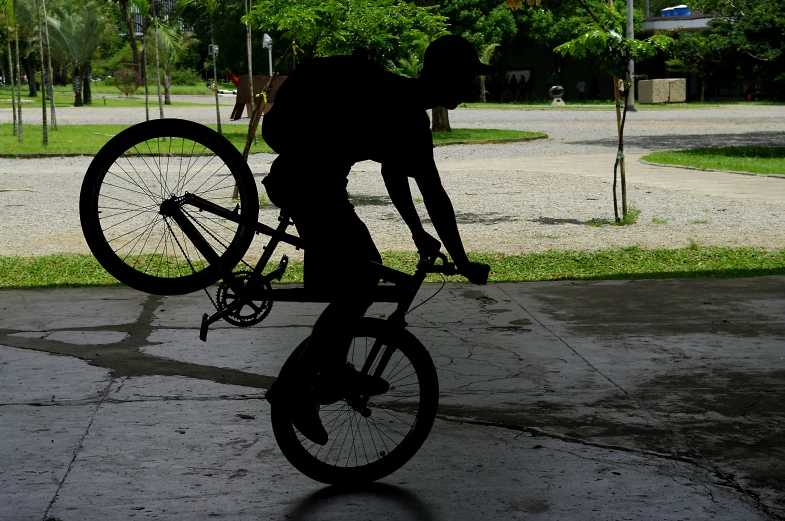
1, 279, 783, 520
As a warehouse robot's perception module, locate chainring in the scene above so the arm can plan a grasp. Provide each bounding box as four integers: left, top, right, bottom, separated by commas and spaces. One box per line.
216, 271, 273, 327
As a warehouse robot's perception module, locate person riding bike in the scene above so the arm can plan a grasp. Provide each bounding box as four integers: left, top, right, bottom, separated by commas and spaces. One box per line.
262, 35, 492, 445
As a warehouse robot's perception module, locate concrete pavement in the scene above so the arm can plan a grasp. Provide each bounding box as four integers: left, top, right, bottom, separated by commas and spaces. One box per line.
1, 279, 783, 520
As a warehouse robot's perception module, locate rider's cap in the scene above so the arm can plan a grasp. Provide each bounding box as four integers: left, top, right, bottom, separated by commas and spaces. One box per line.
424, 35, 494, 76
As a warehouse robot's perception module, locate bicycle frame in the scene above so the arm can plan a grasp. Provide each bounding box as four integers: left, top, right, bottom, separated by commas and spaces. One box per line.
161, 192, 457, 342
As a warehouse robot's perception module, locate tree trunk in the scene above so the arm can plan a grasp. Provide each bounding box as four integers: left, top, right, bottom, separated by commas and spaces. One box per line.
7, 38, 17, 135
245, 0, 257, 144
612, 75, 628, 219
119, 0, 140, 73
431, 106, 451, 132
35, 0, 48, 145
164, 66, 171, 105
480, 76, 486, 103
154, 20, 163, 119
42, 0, 56, 129
73, 67, 83, 106
23, 53, 37, 97
83, 63, 92, 105
14, 23, 23, 142
142, 18, 149, 121
211, 20, 222, 134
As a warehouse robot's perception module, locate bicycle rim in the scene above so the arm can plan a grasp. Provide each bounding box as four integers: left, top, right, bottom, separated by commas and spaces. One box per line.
272, 319, 439, 484
80, 119, 258, 295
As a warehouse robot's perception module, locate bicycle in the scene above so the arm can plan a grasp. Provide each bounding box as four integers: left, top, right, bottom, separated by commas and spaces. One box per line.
79, 118, 472, 484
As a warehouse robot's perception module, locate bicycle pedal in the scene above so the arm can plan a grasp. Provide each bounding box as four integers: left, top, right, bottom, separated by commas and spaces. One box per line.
200, 313, 210, 342
267, 254, 289, 281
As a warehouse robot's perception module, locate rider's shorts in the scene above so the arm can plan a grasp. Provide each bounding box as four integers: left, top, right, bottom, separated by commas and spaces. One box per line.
263, 156, 381, 298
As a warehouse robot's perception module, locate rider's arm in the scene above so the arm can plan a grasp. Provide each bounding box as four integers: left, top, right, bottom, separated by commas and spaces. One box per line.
413, 161, 490, 284
381, 165, 441, 255
412, 162, 469, 265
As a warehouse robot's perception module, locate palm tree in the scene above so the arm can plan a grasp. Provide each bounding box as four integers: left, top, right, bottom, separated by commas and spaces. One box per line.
175, 0, 223, 134
133, 0, 151, 120
34, 0, 47, 144
154, 22, 196, 105
13, 0, 22, 141
153, 16, 163, 118
1, 1, 18, 135
46, 7, 105, 106
41, 0, 55, 129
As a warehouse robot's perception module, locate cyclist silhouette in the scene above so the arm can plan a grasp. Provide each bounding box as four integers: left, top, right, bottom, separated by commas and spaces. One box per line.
262, 35, 491, 445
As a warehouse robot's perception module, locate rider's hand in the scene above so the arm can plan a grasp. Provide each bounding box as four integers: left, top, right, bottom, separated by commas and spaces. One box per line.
458, 261, 490, 285
413, 231, 441, 257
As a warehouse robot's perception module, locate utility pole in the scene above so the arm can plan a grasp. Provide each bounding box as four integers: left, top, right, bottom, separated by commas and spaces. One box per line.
627, 0, 636, 111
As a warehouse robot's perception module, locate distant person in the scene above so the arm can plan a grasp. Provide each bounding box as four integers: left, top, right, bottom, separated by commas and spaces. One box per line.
261, 35, 491, 445
576, 78, 587, 100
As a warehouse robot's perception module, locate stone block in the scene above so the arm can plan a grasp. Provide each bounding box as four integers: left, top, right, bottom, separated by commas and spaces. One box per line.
668, 78, 687, 103
638, 78, 686, 103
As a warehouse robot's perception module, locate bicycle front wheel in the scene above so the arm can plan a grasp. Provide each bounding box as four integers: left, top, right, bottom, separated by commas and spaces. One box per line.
271, 318, 439, 485
80, 119, 259, 295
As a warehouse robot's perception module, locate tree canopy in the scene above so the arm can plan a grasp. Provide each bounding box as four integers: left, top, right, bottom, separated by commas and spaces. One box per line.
689, 0, 785, 99
244, 0, 448, 73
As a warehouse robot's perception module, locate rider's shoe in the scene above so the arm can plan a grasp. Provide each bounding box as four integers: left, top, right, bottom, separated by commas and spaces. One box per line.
289, 396, 328, 446
314, 364, 390, 405
265, 381, 327, 446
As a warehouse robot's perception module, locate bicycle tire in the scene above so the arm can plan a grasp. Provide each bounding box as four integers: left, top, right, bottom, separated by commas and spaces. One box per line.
271, 318, 439, 485
80, 119, 259, 295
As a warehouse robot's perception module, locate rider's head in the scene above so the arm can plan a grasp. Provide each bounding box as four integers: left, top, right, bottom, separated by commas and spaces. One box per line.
418, 35, 493, 110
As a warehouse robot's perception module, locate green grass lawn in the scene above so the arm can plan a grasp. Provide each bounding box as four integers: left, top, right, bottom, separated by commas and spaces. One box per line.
54, 84, 215, 96
0, 124, 544, 156
0, 90, 226, 109
432, 128, 545, 144
642, 146, 785, 175
2, 246, 784, 289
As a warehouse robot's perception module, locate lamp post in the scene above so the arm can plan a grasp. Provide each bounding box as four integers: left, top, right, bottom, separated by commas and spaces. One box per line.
262, 33, 273, 77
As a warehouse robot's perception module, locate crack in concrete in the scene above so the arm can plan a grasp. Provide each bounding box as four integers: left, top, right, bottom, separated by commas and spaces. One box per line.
495, 285, 784, 521
0, 294, 276, 391
436, 410, 782, 520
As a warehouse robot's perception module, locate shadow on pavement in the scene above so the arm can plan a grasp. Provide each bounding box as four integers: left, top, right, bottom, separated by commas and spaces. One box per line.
285, 482, 436, 521
568, 131, 785, 151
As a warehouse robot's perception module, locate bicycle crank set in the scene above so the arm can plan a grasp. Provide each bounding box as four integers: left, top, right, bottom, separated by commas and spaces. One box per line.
200, 255, 290, 341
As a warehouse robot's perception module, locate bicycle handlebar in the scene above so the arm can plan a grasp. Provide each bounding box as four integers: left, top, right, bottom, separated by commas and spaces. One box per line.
422, 252, 459, 276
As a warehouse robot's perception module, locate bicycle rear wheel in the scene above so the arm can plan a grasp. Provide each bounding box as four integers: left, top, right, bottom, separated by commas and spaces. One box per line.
271, 318, 439, 485
80, 119, 259, 295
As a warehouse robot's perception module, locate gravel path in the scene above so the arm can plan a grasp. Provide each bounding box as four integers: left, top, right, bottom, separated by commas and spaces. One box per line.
1, 102, 784, 259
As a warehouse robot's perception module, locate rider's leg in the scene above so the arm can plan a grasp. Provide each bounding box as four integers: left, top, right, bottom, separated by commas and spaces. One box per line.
289, 197, 382, 387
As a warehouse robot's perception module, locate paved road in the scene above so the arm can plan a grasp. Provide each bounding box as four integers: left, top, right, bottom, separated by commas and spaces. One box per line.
1, 102, 784, 520
1, 279, 783, 520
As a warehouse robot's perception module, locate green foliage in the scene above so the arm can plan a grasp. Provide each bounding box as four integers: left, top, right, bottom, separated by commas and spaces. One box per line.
686, 0, 785, 99
553, 3, 673, 79
245, 0, 448, 73
167, 66, 201, 85
437, 0, 517, 51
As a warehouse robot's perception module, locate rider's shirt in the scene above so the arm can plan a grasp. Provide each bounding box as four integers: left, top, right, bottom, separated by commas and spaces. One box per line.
262, 54, 434, 181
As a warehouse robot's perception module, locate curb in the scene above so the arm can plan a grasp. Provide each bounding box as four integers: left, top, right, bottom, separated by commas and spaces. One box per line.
638, 159, 785, 179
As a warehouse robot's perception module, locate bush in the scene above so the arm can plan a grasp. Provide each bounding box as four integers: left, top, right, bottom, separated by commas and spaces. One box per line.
168, 67, 202, 86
